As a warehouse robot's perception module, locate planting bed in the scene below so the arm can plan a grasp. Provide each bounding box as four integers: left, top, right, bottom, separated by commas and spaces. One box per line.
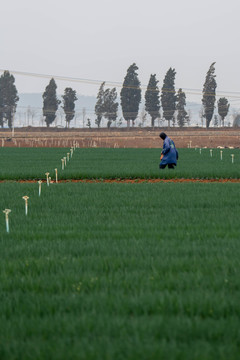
0, 182, 240, 359
0, 147, 240, 180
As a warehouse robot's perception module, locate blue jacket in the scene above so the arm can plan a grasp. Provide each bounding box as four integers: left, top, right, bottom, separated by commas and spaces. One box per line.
160, 136, 178, 165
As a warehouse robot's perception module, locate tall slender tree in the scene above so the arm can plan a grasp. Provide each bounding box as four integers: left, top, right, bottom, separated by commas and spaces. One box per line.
120, 63, 141, 127
202, 62, 217, 128
145, 74, 160, 127
42, 78, 60, 127
62, 88, 78, 128
95, 82, 105, 128
217, 97, 229, 127
0, 88, 4, 128
104, 88, 118, 128
161, 68, 176, 127
0, 71, 19, 128
176, 88, 187, 127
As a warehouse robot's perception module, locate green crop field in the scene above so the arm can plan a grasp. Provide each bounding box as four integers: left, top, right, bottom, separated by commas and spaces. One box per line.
0, 182, 240, 359
0, 147, 240, 180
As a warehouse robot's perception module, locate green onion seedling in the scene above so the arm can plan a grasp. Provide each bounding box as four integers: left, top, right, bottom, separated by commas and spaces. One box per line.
61, 159, 64, 170
38, 180, 42, 196
55, 168, 58, 183
3, 209, 11, 233
231, 154, 234, 164
22, 196, 29, 216
45, 172, 50, 185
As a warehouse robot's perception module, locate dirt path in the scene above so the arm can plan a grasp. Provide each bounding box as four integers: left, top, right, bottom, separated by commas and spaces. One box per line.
1, 179, 240, 183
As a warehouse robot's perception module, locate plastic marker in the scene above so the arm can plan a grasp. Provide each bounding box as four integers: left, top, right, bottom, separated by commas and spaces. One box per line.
38, 180, 42, 196
67, 153, 70, 161
199, 148, 202, 154
231, 154, 234, 164
22, 196, 29, 216
55, 168, 58, 183
220, 150, 223, 160
3, 209, 11, 233
210, 149, 213, 157
61, 159, 64, 170
45, 172, 50, 186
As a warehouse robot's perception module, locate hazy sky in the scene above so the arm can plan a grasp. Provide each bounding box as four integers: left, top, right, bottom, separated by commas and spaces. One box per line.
1, 0, 240, 104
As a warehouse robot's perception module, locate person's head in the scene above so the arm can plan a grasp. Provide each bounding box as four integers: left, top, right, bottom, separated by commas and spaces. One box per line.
159, 132, 167, 140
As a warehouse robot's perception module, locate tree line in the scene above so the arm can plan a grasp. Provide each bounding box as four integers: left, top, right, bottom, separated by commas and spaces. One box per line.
0, 63, 230, 129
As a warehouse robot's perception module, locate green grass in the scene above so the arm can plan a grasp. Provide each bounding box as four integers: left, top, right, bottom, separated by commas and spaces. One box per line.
0, 182, 240, 359
0, 147, 240, 180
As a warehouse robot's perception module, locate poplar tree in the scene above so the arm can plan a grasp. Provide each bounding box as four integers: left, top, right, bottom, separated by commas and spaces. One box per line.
104, 88, 118, 128
202, 62, 217, 128
161, 68, 176, 127
62, 88, 78, 128
95, 82, 105, 128
120, 63, 141, 127
217, 97, 229, 127
42, 78, 60, 127
176, 88, 187, 127
145, 74, 160, 127
0, 71, 19, 128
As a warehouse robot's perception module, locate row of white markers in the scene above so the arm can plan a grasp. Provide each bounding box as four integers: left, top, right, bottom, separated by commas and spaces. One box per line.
3, 143, 78, 234
197, 148, 236, 163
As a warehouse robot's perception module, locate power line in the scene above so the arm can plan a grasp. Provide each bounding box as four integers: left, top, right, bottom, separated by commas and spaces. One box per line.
1, 68, 240, 99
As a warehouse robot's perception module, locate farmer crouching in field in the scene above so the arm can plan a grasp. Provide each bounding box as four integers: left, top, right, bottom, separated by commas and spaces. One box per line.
159, 132, 178, 169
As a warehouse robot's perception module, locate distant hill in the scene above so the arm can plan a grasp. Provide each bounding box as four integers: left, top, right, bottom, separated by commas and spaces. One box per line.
17, 93, 203, 125
18, 93, 97, 112
17, 93, 233, 127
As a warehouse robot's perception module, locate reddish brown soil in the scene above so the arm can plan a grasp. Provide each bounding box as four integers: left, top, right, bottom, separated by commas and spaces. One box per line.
1, 128, 240, 148
1, 179, 240, 183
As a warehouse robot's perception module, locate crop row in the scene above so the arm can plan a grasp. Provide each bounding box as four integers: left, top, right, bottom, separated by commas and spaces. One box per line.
0, 147, 240, 180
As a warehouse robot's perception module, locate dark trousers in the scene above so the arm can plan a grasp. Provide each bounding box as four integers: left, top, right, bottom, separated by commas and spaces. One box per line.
159, 163, 175, 169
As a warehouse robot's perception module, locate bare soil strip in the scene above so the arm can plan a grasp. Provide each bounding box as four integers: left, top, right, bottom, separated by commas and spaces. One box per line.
1, 179, 240, 183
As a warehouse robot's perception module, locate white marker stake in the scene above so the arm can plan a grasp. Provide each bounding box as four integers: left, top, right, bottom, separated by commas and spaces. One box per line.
64, 157, 67, 166
220, 150, 223, 160
67, 153, 70, 161
38, 180, 42, 196
61, 159, 64, 170
55, 168, 58, 183
70, 148, 73, 158
22, 196, 29, 216
3, 209, 11, 233
45, 172, 50, 185
210, 149, 213, 157
200, 148, 202, 154
231, 154, 234, 164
